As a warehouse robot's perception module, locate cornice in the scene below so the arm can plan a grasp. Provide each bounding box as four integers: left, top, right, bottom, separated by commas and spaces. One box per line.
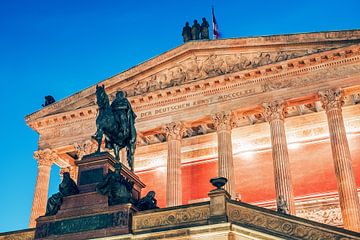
27, 44, 360, 133
25, 30, 360, 123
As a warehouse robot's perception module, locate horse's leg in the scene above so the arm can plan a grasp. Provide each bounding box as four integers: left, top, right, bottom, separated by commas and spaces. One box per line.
114, 144, 120, 161
95, 129, 103, 153
126, 143, 135, 171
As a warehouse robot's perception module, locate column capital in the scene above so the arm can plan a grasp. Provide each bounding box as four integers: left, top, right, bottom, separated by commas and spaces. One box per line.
211, 111, 234, 131
262, 100, 287, 122
163, 122, 185, 141
33, 149, 57, 167
318, 88, 344, 111
73, 140, 98, 160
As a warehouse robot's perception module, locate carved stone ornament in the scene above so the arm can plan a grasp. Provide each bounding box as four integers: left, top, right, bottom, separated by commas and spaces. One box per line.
33, 149, 58, 167
73, 140, 98, 160
318, 88, 344, 111
211, 111, 234, 131
126, 48, 335, 97
262, 100, 287, 122
297, 206, 343, 227
162, 122, 185, 141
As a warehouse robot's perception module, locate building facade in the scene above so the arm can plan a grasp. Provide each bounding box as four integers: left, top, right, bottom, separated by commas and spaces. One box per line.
22, 29, 360, 234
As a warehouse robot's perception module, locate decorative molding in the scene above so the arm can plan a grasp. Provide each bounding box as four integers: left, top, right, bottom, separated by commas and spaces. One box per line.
227, 202, 354, 240
297, 206, 343, 227
33, 149, 57, 167
319, 88, 345, 111
133, 204, 209, 232
73, 140, 98, 160
211, 111, 234, 131
162, 122, 185, 141
262, 100, 287, 122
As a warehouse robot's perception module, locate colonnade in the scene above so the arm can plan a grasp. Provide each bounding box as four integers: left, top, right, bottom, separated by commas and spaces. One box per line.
29, 88, 360, 231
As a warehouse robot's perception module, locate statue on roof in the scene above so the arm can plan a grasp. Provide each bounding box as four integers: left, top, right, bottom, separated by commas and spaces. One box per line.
93, 85, 137, 171
200, 18, 209, 39
182, 22, 192, 42
42, 95, 55, 107
191, 20, 201, 40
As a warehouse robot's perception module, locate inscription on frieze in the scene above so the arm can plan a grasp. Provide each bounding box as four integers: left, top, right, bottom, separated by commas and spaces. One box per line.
138, 88, 257, 118
35, 210, 129, 238
79, 168, 104, 185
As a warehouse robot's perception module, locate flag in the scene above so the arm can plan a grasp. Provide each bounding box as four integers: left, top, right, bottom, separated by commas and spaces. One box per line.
212, 6, 220, 39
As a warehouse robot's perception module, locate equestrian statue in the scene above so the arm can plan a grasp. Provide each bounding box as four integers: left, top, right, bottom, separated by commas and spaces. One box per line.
93, 85, 137, 171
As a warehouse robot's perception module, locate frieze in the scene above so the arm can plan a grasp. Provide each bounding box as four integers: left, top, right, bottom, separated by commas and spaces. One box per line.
227, 202, 356, 240
133, 204, 210, 232
297, 206, 343, 227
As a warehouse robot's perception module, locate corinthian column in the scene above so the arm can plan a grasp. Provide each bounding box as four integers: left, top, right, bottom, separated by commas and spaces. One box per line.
212, 111, 236, 197
319, 88, 360, 232
263, 100, 295, 215
29, 149, 57, 227
163, 122, 185, 207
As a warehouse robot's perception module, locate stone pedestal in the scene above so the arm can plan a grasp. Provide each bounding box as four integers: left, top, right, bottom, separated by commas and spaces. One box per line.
208, 188, 230, 224
34, 152, 145, 239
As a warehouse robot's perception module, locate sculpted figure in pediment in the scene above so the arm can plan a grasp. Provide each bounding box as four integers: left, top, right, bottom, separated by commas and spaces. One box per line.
134, 80, 149, 95
169, 65, 186, 86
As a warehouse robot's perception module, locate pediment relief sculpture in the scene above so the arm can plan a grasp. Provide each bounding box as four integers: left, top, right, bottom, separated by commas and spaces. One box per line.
125, 46, 338, 97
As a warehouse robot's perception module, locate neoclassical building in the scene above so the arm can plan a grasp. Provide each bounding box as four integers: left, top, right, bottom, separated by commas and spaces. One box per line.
4, 29, 360, 239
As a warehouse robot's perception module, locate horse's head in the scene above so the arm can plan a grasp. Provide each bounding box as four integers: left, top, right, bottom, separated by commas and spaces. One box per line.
96, 85, 110, 109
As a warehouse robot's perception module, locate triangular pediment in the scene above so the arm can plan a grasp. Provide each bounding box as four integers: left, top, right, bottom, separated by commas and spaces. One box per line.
25, 29, 360, 123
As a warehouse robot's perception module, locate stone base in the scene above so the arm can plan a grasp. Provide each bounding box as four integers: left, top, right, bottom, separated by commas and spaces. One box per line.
35, 204, 136, 239
34, 151, 146, 239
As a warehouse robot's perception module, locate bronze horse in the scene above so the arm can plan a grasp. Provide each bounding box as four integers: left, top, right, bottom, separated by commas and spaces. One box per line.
93, 85, 136, 170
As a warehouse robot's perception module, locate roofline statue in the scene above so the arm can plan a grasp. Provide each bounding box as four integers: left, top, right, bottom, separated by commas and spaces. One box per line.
93, 85, 137, 171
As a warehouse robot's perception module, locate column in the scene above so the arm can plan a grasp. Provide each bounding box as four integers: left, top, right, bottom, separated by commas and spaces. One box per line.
211, 111, 236, 197
29, 149, 57, 227
163, 122, 185, 207
263, 100, 295, 214
319, 88, 360, 232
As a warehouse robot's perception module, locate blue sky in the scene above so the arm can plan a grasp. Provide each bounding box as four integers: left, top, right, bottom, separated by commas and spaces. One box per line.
0, 0, 359, 232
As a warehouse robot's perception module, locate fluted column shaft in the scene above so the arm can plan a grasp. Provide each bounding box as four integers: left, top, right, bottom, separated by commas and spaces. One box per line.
263, 101, 295, 215
212, 111, 235, 197
319, 88, 360, 232
29, 149, 56, 227
163, 122, 185, 207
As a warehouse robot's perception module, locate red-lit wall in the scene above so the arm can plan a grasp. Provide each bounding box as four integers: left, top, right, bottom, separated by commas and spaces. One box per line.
137, 134, 360, 206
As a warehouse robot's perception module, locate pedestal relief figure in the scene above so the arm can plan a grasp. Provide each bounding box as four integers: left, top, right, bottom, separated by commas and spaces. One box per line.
319, 88, 360, 232
94, 85, 137, 171
96, 163, 134, 205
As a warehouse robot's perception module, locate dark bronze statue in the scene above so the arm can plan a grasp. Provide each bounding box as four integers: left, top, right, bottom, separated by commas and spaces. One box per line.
96, 163, 134, 205
45, 192, 63, 216
60, 172, 79, 196
200, 18, 210, 39
45, 172, 79, 216
94, 85, 137, 170
182, 22, 192, 42
42, 95, 55, 107
191, 20, 201, 40
137, 191, 159, 211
